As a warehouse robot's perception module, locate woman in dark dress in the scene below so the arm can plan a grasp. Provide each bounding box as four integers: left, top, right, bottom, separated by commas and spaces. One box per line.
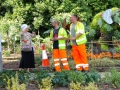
19, 24, 36, 72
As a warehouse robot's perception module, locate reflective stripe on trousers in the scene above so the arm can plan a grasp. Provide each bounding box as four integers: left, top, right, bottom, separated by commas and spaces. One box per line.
72, 44, 89, 71
76, 64, 89, 68
53, 49, 70, 72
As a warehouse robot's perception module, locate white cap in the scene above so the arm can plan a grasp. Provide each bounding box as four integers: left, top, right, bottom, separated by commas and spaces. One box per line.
21, 24, 30, 31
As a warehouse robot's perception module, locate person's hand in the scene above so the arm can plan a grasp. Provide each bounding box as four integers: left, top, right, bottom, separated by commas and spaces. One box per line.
50, 38, 55, 41
70, 37, 76, 40
54, 37, 59, 41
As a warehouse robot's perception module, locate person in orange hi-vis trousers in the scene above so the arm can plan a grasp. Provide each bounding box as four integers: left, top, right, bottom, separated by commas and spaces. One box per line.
69, 15, 89, 72
50, 19, 70, 72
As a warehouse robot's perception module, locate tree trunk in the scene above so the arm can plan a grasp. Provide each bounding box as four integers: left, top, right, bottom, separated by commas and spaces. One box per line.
0, 35, 3, 71
7, 32, 10, 51
38, 30, 41, 47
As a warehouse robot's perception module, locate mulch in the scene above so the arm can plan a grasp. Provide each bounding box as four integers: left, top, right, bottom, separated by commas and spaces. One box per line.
3, 61, 20, 70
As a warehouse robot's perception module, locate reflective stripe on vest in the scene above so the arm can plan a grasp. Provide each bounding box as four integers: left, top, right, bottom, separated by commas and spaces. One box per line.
76, 37, 86, 43
59, 44, 66, 47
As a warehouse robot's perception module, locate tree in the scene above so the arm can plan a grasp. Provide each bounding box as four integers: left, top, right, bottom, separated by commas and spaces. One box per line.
0, 0, 120, 39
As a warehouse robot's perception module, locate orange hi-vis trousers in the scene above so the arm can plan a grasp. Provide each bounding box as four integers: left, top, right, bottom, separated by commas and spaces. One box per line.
72, 44, 89, 71
53, 49, 70, 72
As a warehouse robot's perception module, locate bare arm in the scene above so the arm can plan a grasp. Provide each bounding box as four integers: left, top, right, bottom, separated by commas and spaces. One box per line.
50, 38, 55, 41
75, 33, 82, 39
55, 37, 67, 40
70, 33, 82, 40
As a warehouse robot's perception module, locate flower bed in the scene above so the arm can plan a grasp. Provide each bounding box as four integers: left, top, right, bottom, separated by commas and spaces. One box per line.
0, 68, 120, 90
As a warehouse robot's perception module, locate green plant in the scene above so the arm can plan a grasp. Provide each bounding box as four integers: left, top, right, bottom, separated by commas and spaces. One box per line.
102, 68, 120, 88
6, 73, 26, 90
43, 37, 52, 53
113, 59, 120, 66
109, 68, 120, 88
68, 60, 75, 70
35, 47, 42, 55
68, 71, 84, 83
50, 58, 54, 70
14, 45, 21, 54
89, 58, 115, 67
69, 82, 82, 90
18, 70, 30, 84
84, 71, 100, 84
52, 71, 69, 86
35, 69, 50, 85
69, 82, 98, 90
101, 45, 108, 51
115, 46, 120, 53
100, 72, 110, 84
39, 77, 53, 90
34, 56, 42, 67
0, 70, 16, 88
85, 82, 98, 90
3, 50, 10, 57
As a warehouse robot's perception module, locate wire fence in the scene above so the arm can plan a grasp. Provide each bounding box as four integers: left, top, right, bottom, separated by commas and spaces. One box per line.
87, 40, 120, 59
67, 40, 120, 60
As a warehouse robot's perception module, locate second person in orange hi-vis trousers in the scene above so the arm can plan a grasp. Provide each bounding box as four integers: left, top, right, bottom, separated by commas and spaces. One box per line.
50, 19, 70, 72
69, 15, 89, 72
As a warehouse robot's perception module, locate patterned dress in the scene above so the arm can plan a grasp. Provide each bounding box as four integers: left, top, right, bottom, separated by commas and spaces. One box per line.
19, 32, 35, 68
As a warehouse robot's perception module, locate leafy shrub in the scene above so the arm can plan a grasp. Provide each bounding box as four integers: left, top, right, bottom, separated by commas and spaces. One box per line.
50, 59, 54, 70
69, 81, 81, 90
89, 58, 115, 67
84, 82, 98, 90
68, 60, 75, 70
35, 69, 50, 85
84, 71, 100, 84
102, 68, 120, 88
52, 71, 69, 86
39, 77, 53, 90
6, 73, 26, 90
68, 71, 84, 83
35, 47, 42, 55
113, 59, 120, 66
14, 46, 21, 54
43, 37, 52, 53
69, 82, 98, 90
0, 70, 30, 88
101, 45, 108, 51
3, 51, 10, 57
0, 70, 16, 88
109, 68, 120, 88
115, 46, 120, 53
34, 56, 42, 67
18, 70, 30, 84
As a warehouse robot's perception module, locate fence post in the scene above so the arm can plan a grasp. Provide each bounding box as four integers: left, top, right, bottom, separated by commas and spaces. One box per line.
91, 41, 93, 60
0, 35, 3, 71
